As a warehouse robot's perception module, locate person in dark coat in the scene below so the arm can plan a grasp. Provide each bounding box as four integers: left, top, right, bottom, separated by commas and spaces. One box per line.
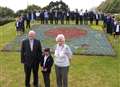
40, 48, 53, 87
103, 13, 107, 28
95, 13, 99, 25
59, 11, 65, 24
84, 10, 89, 25
54, 10, 58, 24
21, 30, 42, 87
40, 11, 44, 24
26, 12, 31, 29
70, 11, 75, 22
89, 11, 94, 25
106, 15, 113, 34
66, 11, 70, 24
75, 9, 79, 25
49, 10, 54, 24
20, 15, 25, 33
79, 9, 84, 25
33, 11, 37, 20
113, 20, 120, 39
15, 16, 22, 36
44, 10, 49, 24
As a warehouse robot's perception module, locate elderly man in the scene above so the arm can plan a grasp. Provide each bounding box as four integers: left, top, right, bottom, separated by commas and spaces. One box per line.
21, 30, 42, 87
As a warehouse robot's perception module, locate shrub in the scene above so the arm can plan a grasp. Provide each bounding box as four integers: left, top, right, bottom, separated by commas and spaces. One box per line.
0, 17, 14, 26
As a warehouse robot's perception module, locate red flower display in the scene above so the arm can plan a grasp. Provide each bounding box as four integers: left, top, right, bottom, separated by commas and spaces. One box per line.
45, 27, 87, 39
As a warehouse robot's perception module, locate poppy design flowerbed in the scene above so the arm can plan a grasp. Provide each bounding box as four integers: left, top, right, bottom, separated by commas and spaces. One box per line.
2, 25, 115, 56
45, 27, 87, 39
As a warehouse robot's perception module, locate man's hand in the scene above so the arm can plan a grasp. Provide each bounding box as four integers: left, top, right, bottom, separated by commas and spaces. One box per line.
42, 67, 47, 71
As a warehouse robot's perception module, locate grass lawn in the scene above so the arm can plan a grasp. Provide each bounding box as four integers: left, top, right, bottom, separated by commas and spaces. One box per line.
0, 22, 120, 87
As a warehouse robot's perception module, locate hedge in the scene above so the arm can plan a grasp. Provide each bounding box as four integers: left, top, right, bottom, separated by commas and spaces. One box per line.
0, 18, 14, 26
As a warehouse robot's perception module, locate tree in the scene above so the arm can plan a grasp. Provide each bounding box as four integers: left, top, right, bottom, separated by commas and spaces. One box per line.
26, 4, 41, 12
42, 0, 69, 12
15, 10, 26, 17
97, 0, 120, 13
15, 4, 41, 17
0, 6, 14, 17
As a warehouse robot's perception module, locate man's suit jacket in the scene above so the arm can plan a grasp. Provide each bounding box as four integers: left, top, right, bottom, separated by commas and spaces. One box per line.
40, 55, 53, 73
21, 39, 42, 65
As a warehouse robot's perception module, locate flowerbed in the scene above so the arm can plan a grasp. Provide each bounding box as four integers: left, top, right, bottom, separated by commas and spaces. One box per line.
1, 25, 115, 56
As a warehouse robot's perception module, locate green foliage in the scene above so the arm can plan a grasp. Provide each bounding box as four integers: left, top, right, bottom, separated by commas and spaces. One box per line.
0, 6, 14, 17
42, 0, 69, 12
0, 1, 69, 17
15, 4, 41, 16
26, 4, 41, 12
15, 10, 27, 17
98, 0, 120, 13
0, 19, 14, 26
115, 15, 120, 21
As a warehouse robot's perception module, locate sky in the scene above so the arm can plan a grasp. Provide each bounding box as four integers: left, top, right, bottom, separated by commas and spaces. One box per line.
0, 0, 105, 12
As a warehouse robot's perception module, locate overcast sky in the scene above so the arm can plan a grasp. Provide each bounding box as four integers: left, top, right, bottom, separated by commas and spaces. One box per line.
0, 0, 105, 12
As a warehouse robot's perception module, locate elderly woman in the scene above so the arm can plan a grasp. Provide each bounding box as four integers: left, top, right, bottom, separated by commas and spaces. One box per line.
54, 34, 72, 87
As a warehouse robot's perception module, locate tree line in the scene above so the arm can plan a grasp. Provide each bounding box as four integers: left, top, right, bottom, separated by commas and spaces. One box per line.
97, 0, 120, 13
0, 0, 69, 18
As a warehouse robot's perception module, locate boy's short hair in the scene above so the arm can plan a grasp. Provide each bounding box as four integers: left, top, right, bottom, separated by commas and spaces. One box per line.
44, 48, 50, 52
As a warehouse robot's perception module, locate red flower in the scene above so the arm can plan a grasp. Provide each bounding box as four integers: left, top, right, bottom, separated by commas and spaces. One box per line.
45, 28, 87, 39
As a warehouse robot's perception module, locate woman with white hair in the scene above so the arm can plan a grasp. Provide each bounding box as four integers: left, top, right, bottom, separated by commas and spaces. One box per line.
54, 34, 72, 87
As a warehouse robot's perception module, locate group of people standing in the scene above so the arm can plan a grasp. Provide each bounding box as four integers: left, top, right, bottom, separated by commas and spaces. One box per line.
15, 9, 103, 33
15, 9, 120, 39
15, 16, 25, 35
103, 14, 120, 39
21, 30, 72, 87
15, 11, 36, 36
36, 9, 102, 25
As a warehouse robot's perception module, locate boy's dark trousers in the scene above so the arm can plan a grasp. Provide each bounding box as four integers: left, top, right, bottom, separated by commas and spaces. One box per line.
42, 72, 50, 87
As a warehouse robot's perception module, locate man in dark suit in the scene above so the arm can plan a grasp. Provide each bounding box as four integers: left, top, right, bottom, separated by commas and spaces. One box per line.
75, 9, 79, 25
106, 15, 113, 34
54, 10, 58, 24
40, 10, 44, 24
95, 13, 100, 25
49, 10, 54, 24
89, 11, 94, 25
26, 12, 31, 29
84, 10, 88, 25
79, 9, 84, 25
59, 11, 65, 24
66, 11, 70, 24
21, 30, 42, 87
